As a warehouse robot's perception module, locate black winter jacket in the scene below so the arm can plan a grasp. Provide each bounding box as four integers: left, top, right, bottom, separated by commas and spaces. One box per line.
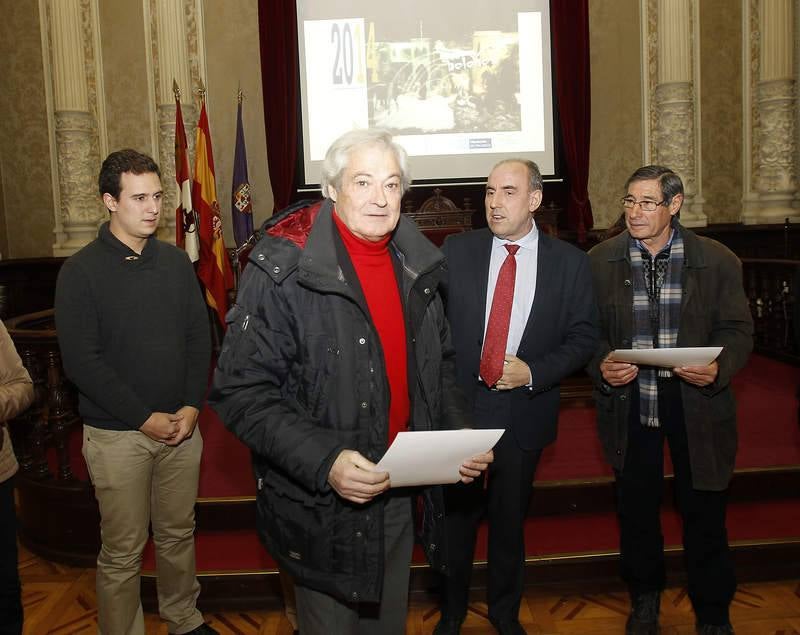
209, 200, 471, 604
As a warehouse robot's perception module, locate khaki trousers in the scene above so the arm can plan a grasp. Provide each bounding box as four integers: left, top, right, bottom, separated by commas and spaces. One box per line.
82, 425, 204, 635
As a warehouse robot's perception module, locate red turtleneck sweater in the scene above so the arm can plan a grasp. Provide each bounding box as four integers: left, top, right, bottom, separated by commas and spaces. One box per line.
333, 212, 409, 447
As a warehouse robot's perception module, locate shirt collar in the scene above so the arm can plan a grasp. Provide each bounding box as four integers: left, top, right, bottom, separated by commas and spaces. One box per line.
492, 222, 539, 252
99, 221, 157, 261
634, 227, 675, 258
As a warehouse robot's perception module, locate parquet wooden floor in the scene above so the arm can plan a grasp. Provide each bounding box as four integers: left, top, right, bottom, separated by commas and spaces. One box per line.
19, 542, 800, 634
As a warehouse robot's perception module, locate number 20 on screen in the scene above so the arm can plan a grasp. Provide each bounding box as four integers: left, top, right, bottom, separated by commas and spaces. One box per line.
330, 20, 365, 87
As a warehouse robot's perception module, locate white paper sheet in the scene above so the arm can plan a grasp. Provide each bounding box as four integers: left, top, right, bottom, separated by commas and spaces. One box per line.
609, 346, 723, 368
375, 429, 504, 488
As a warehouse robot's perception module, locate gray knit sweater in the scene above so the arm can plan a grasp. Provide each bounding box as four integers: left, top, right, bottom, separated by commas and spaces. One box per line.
55, 223, 211, 431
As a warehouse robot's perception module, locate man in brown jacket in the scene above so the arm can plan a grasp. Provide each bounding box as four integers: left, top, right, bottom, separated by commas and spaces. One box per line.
0, 319, 35, 634
587, 166, 753, 635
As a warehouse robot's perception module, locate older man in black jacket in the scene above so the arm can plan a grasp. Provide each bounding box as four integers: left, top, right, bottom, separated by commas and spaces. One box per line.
209, 129, 491, 635
587, 166, 753, 635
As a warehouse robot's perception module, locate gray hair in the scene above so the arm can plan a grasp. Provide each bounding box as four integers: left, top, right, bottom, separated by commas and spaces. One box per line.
320, 128, 411, 198
625, 165, 684, 209
490, 159, 543, 193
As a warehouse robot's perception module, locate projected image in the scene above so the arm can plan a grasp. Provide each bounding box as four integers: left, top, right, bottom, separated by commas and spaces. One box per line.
366, 29, 521, 135
298, 0, 554, 182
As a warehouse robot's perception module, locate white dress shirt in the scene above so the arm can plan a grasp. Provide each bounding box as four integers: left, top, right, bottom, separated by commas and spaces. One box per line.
482, 224, 539, 363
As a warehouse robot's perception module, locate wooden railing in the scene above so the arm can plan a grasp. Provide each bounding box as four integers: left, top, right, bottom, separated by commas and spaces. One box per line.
742, 258, 799, 364
6, 310, 82, 480
5, 309, 98, 565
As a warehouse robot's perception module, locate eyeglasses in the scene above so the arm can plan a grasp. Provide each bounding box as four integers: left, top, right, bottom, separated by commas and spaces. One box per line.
621, 197, 665, 212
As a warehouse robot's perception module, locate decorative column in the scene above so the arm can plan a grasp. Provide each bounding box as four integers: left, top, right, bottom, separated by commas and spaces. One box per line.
743, 0, 798, 224
796, 0, 800, 212
151, 0, 196, 244
651, 0, 706, 226
49, 0, 104, 256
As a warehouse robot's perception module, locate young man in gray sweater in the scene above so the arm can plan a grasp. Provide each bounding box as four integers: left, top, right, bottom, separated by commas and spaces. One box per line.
55, 149, 216, 635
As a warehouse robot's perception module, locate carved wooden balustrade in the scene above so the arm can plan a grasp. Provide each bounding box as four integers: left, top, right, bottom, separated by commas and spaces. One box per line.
741, 259, 799, 363
6, 309, 99, 565
401, 188, 475, 246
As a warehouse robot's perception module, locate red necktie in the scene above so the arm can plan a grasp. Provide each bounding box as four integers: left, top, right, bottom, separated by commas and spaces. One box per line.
480, 244, 519, 387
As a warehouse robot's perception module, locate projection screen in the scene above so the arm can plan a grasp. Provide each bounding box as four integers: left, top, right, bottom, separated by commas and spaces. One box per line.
296, 0, 556, 187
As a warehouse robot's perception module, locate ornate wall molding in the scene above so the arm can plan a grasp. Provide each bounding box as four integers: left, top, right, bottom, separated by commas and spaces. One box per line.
654, 82, 696, 195
796, 0, 800, 210
644, 0, 658, 163
756, 79, 796, 193
54, 111, 103, 252
742, 0, 799, 224
644, 0, 706, 225
44, 0, 104, 256
84, 0, 107, 163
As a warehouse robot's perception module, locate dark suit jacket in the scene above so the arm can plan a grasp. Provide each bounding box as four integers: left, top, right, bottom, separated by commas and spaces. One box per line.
442, 227, 597, 450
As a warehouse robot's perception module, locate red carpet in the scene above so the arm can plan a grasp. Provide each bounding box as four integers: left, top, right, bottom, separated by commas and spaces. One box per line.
195, 354, 800, 498
137, 353, 800, 574
142, 498, 800, 573
728, 354, 800, 468
54, 354, 800, 494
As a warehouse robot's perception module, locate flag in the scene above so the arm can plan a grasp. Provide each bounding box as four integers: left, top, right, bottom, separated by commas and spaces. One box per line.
231, 93, 254, 247
175, 98, 199, 261
193, 99, 234, 328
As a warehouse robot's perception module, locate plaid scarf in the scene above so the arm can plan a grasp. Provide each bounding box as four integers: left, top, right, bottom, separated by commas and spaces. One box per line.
629, 228, 684, 427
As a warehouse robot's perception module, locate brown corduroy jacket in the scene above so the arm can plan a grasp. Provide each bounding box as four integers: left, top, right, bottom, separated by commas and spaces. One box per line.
0, 320, 34, 483
586, 223, 754, 491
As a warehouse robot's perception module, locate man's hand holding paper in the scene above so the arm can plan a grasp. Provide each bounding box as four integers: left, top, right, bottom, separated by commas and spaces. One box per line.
604, 346, 722, 388
328, 449, 390, 504
375, 429, 503, 488
608, 346, 722, 368
458, 449, 494, 484
672, 359, 719, 387
600, 356, 639, 386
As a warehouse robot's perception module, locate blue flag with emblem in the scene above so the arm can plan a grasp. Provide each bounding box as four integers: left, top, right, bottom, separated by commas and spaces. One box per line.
231, 91, 253, 248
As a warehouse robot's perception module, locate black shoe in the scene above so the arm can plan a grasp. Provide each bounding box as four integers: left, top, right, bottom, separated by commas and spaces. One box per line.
696, 623, 735, 635
491, 620, 527, 635
171, 624, 220, 635
626, 591, 660, 635
433, 616, 464, 635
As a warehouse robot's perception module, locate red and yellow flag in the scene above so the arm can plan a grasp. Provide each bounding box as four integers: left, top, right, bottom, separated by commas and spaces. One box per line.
192, 99, 234, 328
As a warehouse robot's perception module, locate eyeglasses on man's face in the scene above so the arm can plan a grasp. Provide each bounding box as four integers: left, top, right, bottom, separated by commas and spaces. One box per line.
621, 197, 666, 212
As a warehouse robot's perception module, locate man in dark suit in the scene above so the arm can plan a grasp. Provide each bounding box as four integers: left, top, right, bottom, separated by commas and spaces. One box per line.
435, 159, 597, 634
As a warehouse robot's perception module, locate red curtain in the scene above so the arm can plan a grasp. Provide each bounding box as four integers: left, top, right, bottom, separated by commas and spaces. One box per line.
551, 1, 593, 242
258, 2, 593, 234
258, 0, 299, 212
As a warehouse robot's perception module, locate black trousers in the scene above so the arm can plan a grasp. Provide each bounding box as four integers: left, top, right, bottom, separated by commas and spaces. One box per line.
440, 389, 541, 628
294, 494, 413, 635
617, 379, 736, 626
0, 476, 22, 635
